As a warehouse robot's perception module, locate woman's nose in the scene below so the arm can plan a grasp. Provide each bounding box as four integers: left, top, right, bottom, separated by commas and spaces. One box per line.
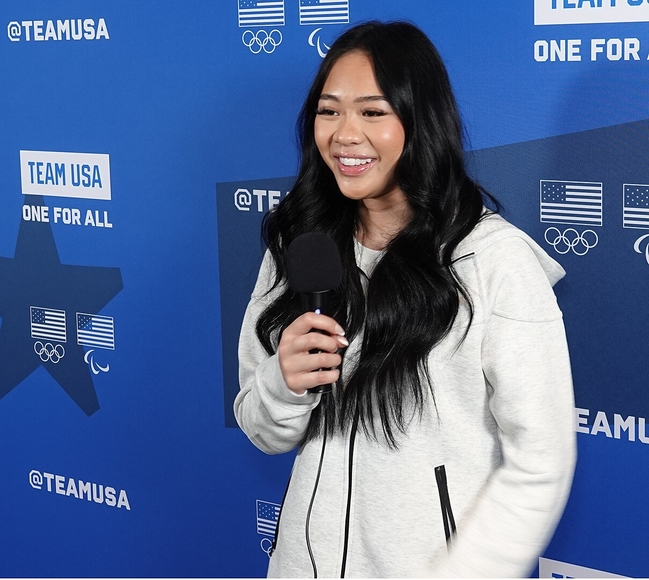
333, 114, 363, 146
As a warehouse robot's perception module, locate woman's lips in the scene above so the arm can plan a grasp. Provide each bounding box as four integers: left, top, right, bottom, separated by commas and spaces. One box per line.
335, 156, 377, 176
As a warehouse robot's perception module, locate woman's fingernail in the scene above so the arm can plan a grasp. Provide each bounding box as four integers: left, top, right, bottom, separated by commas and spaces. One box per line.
337, 336, 349, 347
334, 324, 345, 336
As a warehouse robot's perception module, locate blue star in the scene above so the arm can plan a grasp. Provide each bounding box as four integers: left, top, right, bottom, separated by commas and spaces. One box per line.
0, 196, 123, 415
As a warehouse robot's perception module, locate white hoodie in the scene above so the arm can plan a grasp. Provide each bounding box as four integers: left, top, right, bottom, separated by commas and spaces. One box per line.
235, 213, 576, 578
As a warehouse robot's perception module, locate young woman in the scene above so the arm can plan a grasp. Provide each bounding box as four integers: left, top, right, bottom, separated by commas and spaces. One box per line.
235, 21, 576, 578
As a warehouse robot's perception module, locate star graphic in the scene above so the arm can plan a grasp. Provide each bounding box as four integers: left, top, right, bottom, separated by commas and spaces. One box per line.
0, 196, 123, 415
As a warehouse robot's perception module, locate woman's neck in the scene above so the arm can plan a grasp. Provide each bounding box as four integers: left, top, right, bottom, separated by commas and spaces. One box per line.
356, 197, 412, 250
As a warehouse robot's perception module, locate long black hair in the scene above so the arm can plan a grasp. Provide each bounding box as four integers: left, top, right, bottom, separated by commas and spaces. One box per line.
256, 21, 497, 446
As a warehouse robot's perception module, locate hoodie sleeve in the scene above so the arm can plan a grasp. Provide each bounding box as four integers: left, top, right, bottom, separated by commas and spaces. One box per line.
233, 251, 322, 455
433, 236, 577, 578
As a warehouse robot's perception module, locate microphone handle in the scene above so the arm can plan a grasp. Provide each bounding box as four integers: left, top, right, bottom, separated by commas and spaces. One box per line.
301, 290, 330, 315
301, 291, 334, 394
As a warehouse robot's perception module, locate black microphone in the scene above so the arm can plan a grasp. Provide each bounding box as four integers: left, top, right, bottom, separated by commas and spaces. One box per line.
286, 232, 343, 394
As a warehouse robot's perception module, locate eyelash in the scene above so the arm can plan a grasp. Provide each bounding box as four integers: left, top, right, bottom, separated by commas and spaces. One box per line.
315, 108, 388, 117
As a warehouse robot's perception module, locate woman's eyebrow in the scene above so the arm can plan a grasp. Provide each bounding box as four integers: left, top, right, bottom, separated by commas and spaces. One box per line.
318, 93, 388, 103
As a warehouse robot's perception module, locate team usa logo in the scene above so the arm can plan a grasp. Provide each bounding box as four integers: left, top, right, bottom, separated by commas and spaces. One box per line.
7, 18, 109, 42
534, 0, 649, 26
256, 499, 281, 556
233, 187, 287, 212
540, 180, 602, 256
29, 469, 131, 510
539, 180, 649, 265
0, 194, 122, 416
237, 0, 349, 57
0, 148, 122, 414
28, 306, 116, 375
623, 184, 649, 265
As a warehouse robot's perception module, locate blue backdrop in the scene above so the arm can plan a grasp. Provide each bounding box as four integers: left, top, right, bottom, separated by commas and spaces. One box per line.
1, 1, 648, 577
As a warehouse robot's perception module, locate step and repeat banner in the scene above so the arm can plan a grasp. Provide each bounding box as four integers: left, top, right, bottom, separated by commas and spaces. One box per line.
1, 1, 648, 577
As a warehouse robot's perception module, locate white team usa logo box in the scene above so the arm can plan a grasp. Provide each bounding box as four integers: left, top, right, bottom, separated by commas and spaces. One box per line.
20, 150, 111, 201
539, 557, 627, 578
535, 0, 649, 25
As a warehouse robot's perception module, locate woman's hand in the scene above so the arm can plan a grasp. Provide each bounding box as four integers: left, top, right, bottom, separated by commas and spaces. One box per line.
278, 312, 349, 395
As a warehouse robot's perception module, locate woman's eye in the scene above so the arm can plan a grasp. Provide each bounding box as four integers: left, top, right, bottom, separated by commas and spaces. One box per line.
363, 109, 387, 117
316, 107, 337, 116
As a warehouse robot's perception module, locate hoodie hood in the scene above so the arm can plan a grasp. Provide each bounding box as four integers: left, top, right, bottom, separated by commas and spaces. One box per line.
455, 212, 566, 287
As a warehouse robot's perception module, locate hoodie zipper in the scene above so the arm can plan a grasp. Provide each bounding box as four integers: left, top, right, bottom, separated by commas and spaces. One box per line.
434, 464, 457, 545
339, 409, 360, 577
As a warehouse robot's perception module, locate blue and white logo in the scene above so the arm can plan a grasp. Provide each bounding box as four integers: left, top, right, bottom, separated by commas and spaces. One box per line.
540, 180, 603, 226
29, 469, 131, 510
633, 233, 649, 265
257, 499, 281, 556
238, 0, 285, 27
544, 227, 599, 256
623, 183, 649, 230
242, 29, 283, 54
535, 0, 649, 26
7, 18, 109, 42
238, 0, 284, 53
20, 150, 111, 201
0, 196, 122, 415
308, 27, 331, 58
234, 187, 285, 212
539, 556, 627, 577
299, 0, 349, 26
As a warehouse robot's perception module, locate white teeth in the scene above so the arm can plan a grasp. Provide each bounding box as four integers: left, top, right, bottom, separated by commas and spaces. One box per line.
339, 157, 373, 166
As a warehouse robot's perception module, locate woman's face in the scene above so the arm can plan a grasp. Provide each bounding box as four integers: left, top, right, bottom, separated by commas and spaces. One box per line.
314, 51, 406, 207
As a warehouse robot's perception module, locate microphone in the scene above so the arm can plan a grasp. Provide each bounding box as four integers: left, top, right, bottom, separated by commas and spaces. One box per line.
286, 232, 343, 394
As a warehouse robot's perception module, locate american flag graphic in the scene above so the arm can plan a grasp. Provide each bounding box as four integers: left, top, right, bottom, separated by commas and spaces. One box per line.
623, 184, 649, 230
540, 180, 603, 226
30, 307, 66, 342
299, 0, 349, 25
256, 500, 281, 537
76, 313, 115, 350
238, 0, 285, 27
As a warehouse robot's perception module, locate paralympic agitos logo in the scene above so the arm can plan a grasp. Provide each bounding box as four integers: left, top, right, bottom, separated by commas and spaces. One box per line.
633, 233, 649, 264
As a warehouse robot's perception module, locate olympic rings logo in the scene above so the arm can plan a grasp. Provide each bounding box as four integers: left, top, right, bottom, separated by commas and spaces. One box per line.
260, 537, 273, 557
34, 341, 65, 363
544, 227, 599, 256
242, 29, 282, 54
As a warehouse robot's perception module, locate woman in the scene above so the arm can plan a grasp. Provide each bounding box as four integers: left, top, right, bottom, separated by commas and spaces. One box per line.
235, 21, 576, 578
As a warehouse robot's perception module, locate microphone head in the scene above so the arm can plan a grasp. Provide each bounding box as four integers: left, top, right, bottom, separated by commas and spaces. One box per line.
286, 232, 342, 294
